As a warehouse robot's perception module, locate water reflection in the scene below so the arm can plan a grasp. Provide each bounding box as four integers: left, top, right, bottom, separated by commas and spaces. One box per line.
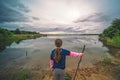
0, 35, 109, 69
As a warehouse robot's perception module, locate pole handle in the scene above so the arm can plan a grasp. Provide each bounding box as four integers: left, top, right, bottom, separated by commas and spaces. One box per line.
73, 45, 86, 80
82, 45, 85, 53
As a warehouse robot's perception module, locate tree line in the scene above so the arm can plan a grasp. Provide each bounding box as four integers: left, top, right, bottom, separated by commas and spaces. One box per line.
0, 27, 41, 51
100, 18, 120, 47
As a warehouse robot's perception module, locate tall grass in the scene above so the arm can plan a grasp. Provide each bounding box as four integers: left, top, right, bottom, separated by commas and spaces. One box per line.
0, 69, 31, 80
113, 66, 120, 80
100, 56, 112, 66
64, 73, 72, 80
97, 56, 120, 80
107, 36, 120, 45
99, 34, 120, 47
12, 70, 30, 80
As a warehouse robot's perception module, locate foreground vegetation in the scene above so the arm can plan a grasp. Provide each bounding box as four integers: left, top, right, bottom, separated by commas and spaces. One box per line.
0, 60, 118, 80
95, 56, 120, 80
99, 18, 120, 80
99, 18, 120, 59
0, 27, 46, 51
99, 18, 120, 48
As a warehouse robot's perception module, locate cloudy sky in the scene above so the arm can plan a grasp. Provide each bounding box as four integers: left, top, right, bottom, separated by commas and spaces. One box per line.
0, 0, 120, 34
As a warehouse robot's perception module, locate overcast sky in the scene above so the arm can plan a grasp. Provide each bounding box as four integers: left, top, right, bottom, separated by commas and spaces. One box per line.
0, 0, 120, 34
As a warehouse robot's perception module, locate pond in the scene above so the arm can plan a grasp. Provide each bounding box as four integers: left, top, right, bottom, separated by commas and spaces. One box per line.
0, 35, 109, 70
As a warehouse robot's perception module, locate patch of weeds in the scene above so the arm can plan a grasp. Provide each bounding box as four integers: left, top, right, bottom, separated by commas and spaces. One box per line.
64, 72, 72, 80
100, 56, 112, 66
113, 66, 120, 80
12, 70, 31, 80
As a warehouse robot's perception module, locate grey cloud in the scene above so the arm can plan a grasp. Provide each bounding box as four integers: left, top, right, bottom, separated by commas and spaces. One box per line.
32, 17, 40, 21
74, 13, 111, 23
0, 0, 30, 23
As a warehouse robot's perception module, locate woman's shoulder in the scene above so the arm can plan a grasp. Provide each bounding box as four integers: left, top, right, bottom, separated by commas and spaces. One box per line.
61, 48, 70, 52
51, 49, 55, 52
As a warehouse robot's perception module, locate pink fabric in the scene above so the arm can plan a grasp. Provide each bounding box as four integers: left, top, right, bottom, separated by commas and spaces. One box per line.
50, 59, 54, 69
69, 51, 82, 57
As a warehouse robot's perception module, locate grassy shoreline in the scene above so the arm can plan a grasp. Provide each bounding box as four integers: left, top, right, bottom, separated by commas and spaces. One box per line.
0, 27, 46, 51
1, 61, 119, 80
99, 18, 120, 48
95, 56, 120, 80
11, 33, 45, 42
98, 18, 120, 80
99, 34, 120, 48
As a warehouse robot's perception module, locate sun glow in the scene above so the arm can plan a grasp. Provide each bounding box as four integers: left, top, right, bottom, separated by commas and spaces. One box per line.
23, 0, 96, 24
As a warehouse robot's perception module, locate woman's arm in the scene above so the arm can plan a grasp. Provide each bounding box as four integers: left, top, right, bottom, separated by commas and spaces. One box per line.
50, 59, 53, 69
69, 51, 83, 57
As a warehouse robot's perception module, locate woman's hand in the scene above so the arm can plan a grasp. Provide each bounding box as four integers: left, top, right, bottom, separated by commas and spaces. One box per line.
80, 53, 84, 57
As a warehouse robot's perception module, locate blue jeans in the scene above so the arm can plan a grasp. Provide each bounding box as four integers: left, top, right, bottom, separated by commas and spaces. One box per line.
53, 68, 65, 80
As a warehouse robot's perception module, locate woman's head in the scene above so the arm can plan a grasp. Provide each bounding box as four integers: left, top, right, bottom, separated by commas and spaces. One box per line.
54, 39, 62, 63
55, 39, 62, 47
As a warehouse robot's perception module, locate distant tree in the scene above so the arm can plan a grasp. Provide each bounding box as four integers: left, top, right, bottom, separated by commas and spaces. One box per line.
103, 18, 120, 38
0, 27, 13, 51
15, 28, 21, 34
112, 18, 120, 30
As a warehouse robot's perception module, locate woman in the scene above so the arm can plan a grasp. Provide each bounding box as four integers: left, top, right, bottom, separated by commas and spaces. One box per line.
50, 38, 84, 80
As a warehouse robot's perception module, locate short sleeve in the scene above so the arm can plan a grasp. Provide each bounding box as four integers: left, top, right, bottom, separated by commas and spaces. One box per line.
63, 49, 70, 55
50, 50, 54, 60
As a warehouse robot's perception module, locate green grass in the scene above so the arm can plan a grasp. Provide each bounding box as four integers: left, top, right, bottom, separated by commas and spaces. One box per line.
95, 56, 120, 80
64, 73, 72, 80
0, 69, 31, 80
113, 66, 120, 80
12, 34, 43, 42
99, 35, 120, 48
0, 27, 46, 51
0, 32, 44, 51
100, 56, 113, 66
12, 70, 30, 80
106, 36, 120, 47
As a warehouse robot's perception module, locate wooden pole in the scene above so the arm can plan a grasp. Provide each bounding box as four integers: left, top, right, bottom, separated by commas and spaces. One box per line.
73, 45, 85, 80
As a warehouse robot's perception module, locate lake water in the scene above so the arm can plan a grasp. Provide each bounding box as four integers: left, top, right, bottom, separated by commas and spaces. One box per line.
0, 35, 109, 70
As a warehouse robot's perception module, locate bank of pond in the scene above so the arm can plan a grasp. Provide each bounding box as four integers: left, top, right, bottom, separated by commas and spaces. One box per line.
0, 27, 46, 51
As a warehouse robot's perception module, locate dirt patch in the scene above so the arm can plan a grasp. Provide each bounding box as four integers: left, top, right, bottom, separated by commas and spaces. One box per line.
29, 66, 115, 80
0, 63, 119, 80
67, 66, 115, 80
